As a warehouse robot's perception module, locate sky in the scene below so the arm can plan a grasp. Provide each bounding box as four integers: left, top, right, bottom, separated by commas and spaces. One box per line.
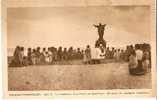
7, 6, 151, 49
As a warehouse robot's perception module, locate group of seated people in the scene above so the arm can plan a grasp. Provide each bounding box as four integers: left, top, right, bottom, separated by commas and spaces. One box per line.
9, 46, 84, 67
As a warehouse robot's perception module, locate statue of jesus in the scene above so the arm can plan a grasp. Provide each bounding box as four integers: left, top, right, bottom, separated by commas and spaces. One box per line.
93, 23, 106, 39
93, 23, 107, 48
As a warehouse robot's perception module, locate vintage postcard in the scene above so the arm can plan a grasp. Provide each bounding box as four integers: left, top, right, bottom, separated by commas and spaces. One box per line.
2, 0, 156, 99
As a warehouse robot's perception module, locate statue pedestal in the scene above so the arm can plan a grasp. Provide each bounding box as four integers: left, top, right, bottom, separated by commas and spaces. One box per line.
95, 38, 106, 48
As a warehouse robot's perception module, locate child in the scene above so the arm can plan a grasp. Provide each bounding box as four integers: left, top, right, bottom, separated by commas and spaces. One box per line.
22, 56, 29, 66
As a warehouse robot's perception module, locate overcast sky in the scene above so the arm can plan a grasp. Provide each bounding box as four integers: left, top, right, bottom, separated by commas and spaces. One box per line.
7, 6, 150, 49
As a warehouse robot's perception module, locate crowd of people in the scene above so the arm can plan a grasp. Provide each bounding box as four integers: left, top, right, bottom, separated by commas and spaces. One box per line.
83, 44, 126, 64
83, 43, 151, 75
9, 43, 151, 75
128, 43, 151, 75
9, 46, 84, 67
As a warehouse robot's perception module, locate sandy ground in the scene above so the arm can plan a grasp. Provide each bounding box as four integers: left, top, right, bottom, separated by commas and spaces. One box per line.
8, 61, 151, 91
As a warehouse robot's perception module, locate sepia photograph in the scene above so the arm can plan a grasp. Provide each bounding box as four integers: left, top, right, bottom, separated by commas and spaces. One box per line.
7, 5, 152, 91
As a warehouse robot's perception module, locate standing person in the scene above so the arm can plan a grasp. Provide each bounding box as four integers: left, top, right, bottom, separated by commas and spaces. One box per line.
77, 48, 82, 59
142, 47, 150, 73
85, 45, 91, 64
57, 46, 63, 61
42, 48, 46, 55
48, 48, 53, 64
36, 47, 41, 64
120, 49, 125, 61
135, 44, 144, 71
53, 48, 58, 61
9, 46, 21, 67
73, 49, 77, 59
20, 47, 25, 59
115, 49, 120, 62
110, 47, 115, 59
83, 50, 87, 63
128, 50, 138, 75
27, 48, 32, 65
113, 49, 117, 60
40, 48, 46, 64
45, 51, 50, 64
19, 46, 25, 66
81, 50, 84, 59
63, 48, 68, 60
124, 46, 130, 62
31, 49, 37, 65
68, 47, 73, 60
105, 47, 110, 59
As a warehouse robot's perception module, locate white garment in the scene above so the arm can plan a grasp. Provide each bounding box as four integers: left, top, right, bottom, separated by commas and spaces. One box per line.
45, 54, 50, 63
21, 51, 24, 58
91, 48, 98, 59
48, 51, 53, 62
135, 49, 143, 60
115, 51, 120, 61
83, 51, 87, 62
91, 48, 105, 59
42, 51, 47, 56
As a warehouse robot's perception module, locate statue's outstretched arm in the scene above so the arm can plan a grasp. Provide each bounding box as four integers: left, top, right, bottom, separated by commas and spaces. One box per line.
93, 24, 98, 27
103, 24, 106, 27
